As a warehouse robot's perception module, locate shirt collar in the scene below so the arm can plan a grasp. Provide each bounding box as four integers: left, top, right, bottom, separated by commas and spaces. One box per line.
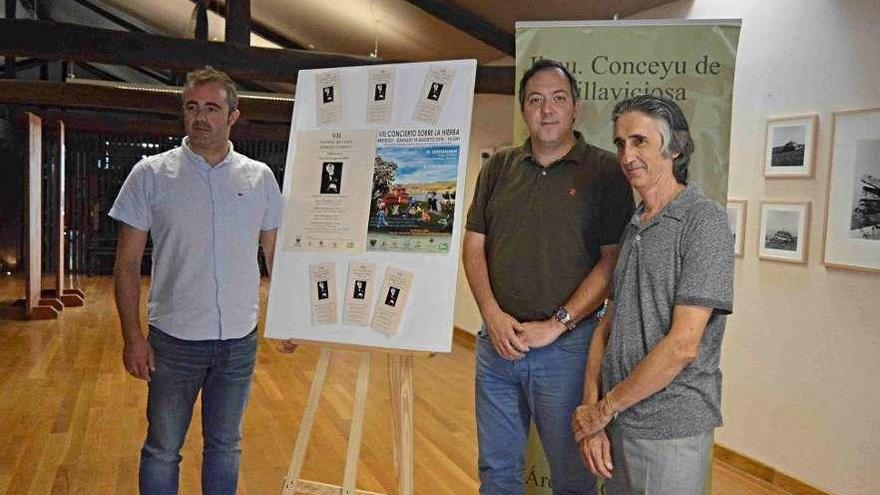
633, 183, 701, 225
181, 136, 235, 170
518, 131, 587, 168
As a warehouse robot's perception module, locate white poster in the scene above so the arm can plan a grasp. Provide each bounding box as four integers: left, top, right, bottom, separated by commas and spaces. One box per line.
282, 129, 377, 253
265, 60, 477, 353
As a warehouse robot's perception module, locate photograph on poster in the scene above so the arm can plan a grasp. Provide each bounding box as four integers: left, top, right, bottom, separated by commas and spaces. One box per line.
824, 108, 880, 272
353, 280, 367, 299
414, 65, 456, 124
282, 129, 377, 253
428, 83, 444, 101
385, 286, 400, 307
319, 161, 342, 194
367, 144, 460, 253
759, 201, 810, 263
367, 67, 395, 125
370, 267, 414, 335
764, 114, 817, 178
726, 199, 747, 257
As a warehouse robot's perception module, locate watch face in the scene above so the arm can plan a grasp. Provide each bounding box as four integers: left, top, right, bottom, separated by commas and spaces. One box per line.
556, 307, 571, 323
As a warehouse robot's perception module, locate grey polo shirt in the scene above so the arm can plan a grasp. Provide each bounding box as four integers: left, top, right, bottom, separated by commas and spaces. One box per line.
602, 184, 734, 440
466, 132, 634, 322
109, 138, 283, 341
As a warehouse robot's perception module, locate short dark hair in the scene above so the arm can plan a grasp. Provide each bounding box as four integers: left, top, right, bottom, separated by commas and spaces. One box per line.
182, 66, 239, 112
518, 58, 580, 110
612, 95, 694, 184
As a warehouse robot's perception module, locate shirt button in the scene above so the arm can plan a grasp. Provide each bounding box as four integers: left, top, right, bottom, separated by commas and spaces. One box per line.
635, 235, 641, 241
541, 171, 547, 176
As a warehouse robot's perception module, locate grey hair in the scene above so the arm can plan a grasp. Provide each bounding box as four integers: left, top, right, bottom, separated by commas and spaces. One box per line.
612, 95, 694, 184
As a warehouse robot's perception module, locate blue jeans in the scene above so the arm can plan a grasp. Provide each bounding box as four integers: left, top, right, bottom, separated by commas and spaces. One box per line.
140, 327, 257, 495
476, 318, 597, 495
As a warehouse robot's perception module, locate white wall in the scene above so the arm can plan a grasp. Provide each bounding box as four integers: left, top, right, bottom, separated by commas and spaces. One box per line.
627, 1, 880, 494
454, 94, 514, 334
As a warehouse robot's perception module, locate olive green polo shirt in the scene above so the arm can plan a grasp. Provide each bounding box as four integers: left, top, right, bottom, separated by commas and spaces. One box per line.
466, 132, 634, 322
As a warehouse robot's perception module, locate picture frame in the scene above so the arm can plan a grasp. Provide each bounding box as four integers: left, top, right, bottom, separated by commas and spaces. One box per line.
822, 108, 880, 272
763, 114, 818, 178
726, 199, 747, 257
758, 201, 810, 264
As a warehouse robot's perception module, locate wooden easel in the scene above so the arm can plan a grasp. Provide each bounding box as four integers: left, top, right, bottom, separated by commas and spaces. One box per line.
281, 346, 421, 495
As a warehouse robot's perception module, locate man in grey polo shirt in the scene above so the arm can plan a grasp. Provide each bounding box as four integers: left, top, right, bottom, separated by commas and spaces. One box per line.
573, 95, 734, 494
464, 59, 633, 494
110, 66, 282, 494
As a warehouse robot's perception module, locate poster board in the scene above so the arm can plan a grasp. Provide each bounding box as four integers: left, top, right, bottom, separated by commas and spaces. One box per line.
265, 60, 477, 353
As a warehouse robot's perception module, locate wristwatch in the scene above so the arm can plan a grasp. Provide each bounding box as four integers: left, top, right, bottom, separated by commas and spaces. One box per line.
553, 306, 577, 331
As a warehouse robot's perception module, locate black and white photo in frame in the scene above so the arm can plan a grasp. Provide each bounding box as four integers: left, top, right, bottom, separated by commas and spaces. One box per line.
726, 199, 747, 257
759, 201, 810, 264
764, 114, 817, 178
823, 108, 880, 272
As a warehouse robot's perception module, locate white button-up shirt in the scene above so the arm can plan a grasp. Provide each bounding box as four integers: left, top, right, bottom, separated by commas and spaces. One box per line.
109, 138, 283, 340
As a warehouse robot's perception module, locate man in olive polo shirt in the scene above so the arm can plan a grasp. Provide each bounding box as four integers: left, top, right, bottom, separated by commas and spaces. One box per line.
463, 59, 633, 494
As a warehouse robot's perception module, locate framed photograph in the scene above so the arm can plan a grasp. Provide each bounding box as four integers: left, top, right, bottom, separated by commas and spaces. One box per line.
726, 199, 747, 257
758, 201, 810, 264
764, 114, 818, 178
822, 108, 880, 272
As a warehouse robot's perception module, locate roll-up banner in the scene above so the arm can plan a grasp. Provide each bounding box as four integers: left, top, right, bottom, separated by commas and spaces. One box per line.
516, 20, 740, 207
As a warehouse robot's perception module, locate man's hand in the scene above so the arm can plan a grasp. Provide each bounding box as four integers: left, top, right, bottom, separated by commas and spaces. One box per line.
517, 318, 566, 349
484, 308, 529, 360
579, 430, 613, 478
123, 332, 155, 381
572, 395, 616, 443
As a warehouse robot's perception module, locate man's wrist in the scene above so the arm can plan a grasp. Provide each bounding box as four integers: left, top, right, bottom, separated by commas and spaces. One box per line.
549, 317, 567, 334
602, 389, 620, 419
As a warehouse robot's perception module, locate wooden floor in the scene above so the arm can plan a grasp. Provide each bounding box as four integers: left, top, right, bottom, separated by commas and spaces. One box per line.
0, 276, 790, 495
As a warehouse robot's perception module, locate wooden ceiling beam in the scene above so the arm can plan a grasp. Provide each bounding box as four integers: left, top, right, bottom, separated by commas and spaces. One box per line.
0, 19, 380, 83
0, 19, 514, 94
0, 80, 293, 123
37, 109, 290, 141
404, 0, 514, 56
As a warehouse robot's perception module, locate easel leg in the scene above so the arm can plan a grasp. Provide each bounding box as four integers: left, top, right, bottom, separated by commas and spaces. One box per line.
342, 352, 372, 495
388, 354, 413, 495
283, 348, 332, 495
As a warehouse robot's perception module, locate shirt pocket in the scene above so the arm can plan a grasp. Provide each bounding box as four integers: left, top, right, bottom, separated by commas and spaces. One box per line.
217, 173, 266, 224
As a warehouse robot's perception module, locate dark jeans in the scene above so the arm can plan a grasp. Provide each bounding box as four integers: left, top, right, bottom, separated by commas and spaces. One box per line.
139, 326, 257, 495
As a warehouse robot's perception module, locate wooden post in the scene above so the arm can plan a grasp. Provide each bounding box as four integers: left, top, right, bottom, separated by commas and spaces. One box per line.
225, 0, 251, 45
195, 0, 209, 41
4, 0, 15, 79
23, 112, 60, 319
282, 348, 332, 495
389, 354, 414, 495
41, 121, 84, 306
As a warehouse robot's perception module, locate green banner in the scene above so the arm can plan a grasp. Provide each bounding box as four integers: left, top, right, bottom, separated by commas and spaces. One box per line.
516, 20, 740, 494
515, 20, 740, 206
